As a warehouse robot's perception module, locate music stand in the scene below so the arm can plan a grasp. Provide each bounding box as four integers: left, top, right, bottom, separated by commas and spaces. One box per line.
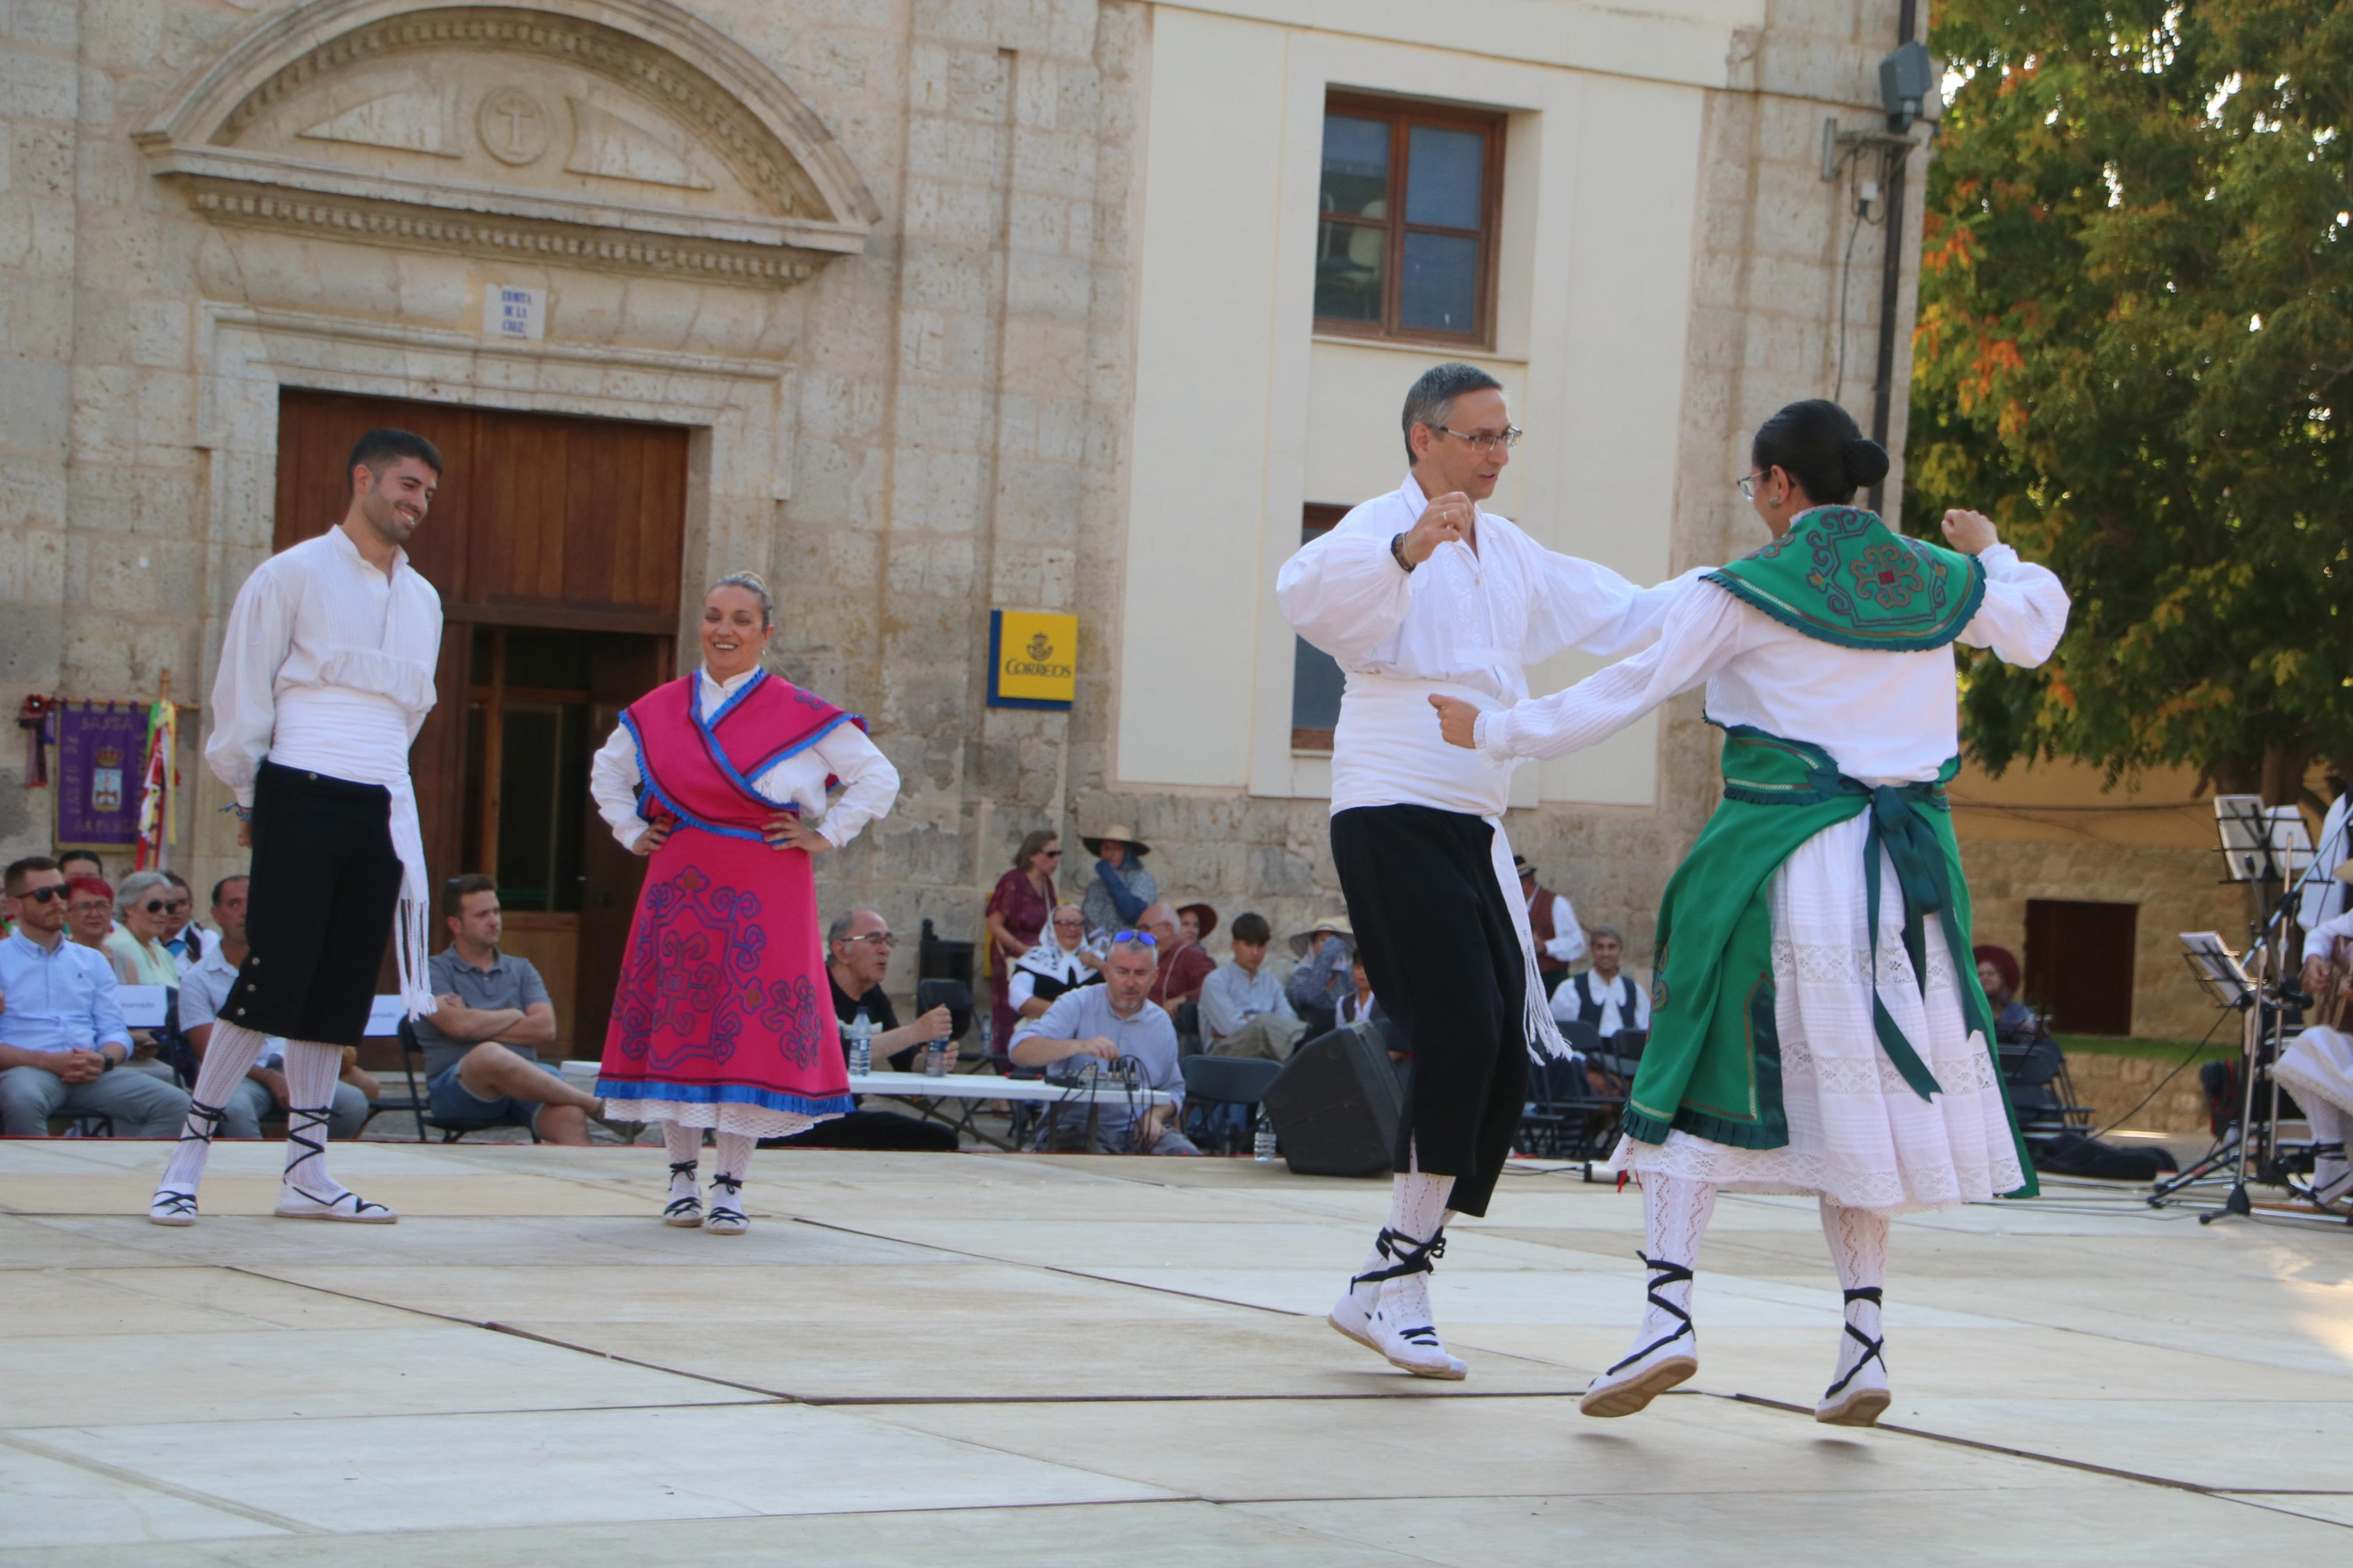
2154, 802, 2345, 1225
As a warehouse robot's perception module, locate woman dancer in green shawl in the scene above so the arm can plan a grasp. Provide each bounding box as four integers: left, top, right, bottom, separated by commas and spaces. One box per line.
1434, 400, 2068, 1427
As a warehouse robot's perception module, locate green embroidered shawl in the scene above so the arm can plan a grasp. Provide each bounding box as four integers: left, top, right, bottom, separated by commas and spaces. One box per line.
1706, 507, 1986, 651
1624, 727, 2036, 1199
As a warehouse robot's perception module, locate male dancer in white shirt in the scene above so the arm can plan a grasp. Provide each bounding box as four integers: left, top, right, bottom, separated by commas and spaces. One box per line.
1278, 362, 1691, 1377
150, 429, 446, 1225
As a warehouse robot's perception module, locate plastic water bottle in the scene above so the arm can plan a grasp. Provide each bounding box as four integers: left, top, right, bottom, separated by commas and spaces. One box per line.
847, 1008, 874, 1077
1253, 1117, 1277, 1162
924, 1034, 951, 1077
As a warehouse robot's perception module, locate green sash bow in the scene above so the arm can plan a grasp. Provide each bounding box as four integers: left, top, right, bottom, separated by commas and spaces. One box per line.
1706, 507, 1985, 652
1624, 727, 2035, 1199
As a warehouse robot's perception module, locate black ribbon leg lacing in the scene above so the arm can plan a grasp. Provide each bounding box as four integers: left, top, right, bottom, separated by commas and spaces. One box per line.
1603, 1253, 1696, 1376
664, 1159, 702, 1219
707, 1172, 746, 1226
280, 1108, 389, 1217
1350, 1226, 1447, 1347
1822, 1286, 1886, 1400
154, 1100, 228, 1217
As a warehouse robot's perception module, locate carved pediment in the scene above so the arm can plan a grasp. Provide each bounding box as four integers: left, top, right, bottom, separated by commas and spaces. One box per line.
140, 0, 878, 286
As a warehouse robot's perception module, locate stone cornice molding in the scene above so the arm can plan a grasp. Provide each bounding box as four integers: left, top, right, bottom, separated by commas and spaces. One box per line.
140, 0, 878, 280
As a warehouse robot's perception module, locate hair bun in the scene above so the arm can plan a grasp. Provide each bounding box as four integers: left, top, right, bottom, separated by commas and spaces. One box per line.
1842, 436, 1890, 489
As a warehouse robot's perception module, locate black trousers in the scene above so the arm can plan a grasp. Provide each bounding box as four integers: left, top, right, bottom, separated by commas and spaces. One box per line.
1331, 805, 1527, 1217
221, 762, 404, 1048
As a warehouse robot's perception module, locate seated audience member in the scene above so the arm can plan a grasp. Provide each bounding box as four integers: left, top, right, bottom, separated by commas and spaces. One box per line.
104, 870, 181, 987
763, 913, 963, 1152
826, 909, 954, 1071
1141, 901, 1214, 1012
1010, 903, 1099, 1022
65, 876, 115, 955
1972, 945, 2038, 1044
1010, 934, 1195, 1154
1200, 912, 1305, 1062
1516, 854, 1587, 992
1179, 902, 1217, 947
180, 874, 372, 1140
101, 870, 182, 1081
1338, 954, 1383, 1025
0, 857, 190, 1136
1548, 926, 1651, 1044
413, 876, 605, 1144
159, 872, 204, 971
1285, 915, 1355, 1036
1080, 824, 1157, 937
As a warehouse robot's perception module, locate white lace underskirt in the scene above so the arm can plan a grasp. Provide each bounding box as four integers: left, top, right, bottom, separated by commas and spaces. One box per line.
631, 1100, 826, 1140
1610, 813, 2025, 1215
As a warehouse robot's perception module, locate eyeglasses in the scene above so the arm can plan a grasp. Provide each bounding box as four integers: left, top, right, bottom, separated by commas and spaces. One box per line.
140, 899, 171, 915
1110, 930, 1158, 948
845, 931, 895, 948
1735, 470, 1768, 499
1042, 848, 1063, 858
1436, 425, 1523, 454
15, 886, 67, 905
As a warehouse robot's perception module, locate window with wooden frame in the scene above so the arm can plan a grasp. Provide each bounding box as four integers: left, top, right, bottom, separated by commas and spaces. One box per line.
1315, 93, 1504, 345
1291, 504, 1350, 752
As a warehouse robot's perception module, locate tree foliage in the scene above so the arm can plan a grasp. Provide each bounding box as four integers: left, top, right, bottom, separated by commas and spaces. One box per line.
1907, 0, 2353, 797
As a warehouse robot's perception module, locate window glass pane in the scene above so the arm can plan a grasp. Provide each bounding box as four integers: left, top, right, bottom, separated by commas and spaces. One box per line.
1401, 231, 1479, 335
1315, 218, 1386, 322
496, 704, 562, 910
1291, 637, 1344, 733
1405, 125, 1484, 230
1319, 115, 1391, 219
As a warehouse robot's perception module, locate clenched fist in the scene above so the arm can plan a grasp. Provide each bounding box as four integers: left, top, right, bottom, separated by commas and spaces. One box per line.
1399, 492, 1477, 567
1941, 509, 2000, 555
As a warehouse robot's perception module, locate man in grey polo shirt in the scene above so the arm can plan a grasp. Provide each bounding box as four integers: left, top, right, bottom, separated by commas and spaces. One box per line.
1009, 934, 1194, 1155
413, 875, 606, 1143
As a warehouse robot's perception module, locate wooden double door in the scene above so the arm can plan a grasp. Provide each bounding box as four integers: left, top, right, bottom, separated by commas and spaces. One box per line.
272, 390, 690, 1052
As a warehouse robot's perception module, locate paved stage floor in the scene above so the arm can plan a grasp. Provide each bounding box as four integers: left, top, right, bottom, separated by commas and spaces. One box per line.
4, 1139, 2350, 1563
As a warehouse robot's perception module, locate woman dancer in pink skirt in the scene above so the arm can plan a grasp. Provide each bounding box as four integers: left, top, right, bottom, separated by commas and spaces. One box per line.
588, 573, 901, 1233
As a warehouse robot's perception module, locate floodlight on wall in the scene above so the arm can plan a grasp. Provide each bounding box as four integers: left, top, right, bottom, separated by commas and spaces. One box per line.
1879, 40, 1939, 133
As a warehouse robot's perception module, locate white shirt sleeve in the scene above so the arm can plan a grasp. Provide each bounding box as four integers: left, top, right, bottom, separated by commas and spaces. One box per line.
1522, 553, 1711, 665
1276, 525, 1419, 664
1543, 894, 1585, 964
1008, 969, 1038, 1012
1955, 545, 2070, 667
204, 561, 301, 808
1010, 986, 1087, 1050
588, 722, 650, 849
1632, 983, 1653, 1032
807, 723, 900, 848
1548, 974, 1581, 1025
1477, 582, 1749, 762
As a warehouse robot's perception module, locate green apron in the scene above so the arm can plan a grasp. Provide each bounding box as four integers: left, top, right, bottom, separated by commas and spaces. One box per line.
1621, 509, 2035, 1199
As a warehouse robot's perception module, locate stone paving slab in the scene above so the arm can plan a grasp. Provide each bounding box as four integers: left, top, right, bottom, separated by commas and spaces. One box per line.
3, 1142, 2348, 1561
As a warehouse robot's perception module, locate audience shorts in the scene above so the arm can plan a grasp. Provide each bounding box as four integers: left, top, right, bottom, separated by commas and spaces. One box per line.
428, 1058, 568, 1131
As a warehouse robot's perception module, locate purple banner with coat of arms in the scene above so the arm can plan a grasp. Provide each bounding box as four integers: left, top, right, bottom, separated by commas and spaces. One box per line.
55, 703, 148, 847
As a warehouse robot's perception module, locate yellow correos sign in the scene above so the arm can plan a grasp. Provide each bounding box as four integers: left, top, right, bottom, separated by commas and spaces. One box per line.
988, 610, 1077, 710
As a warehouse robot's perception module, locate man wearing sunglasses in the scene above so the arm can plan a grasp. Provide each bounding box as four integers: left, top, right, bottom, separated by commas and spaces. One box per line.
1276, 361, 1698, 1381
0, 857, 191, 1137
1007, 933, 1194, 1155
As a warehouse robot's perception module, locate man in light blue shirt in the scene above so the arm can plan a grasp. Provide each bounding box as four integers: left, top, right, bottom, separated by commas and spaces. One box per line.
0, 857, 190, 1137
1010, 936, 1194, 1154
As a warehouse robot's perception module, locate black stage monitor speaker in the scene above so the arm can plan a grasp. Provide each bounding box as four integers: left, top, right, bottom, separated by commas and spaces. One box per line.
1262, 1021, 1406, 1177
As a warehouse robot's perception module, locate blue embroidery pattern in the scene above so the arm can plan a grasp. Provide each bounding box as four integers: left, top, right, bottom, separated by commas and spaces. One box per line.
610, 866, 767, 1070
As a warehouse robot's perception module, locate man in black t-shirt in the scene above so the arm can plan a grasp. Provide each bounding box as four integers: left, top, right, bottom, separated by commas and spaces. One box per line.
824, 908, 953, 1072
758, 908, 957, 1153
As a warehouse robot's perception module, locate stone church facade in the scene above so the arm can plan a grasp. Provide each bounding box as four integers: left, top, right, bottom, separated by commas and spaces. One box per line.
16, 0, 2173, 1044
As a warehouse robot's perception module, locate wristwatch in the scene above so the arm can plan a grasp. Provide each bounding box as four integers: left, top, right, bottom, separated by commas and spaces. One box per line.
1390, 531, 1417, 574
100, 1051, 118, 1072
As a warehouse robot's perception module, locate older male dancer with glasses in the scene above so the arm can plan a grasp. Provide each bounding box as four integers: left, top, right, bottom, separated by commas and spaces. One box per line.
149, 429, 446, 1226
1277, 361, 1695, 1378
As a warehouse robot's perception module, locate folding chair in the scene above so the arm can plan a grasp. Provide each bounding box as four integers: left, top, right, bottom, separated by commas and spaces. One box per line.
396, 1019, 539, 1144
1180, 1054, 1283, 1155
